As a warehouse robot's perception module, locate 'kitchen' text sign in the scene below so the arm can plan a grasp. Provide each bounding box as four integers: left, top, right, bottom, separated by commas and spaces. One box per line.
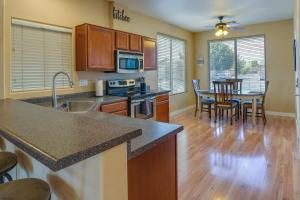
113, 7, 130, 22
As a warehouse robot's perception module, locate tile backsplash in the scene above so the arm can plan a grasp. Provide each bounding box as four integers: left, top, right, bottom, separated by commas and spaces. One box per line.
77, 70, 158, 89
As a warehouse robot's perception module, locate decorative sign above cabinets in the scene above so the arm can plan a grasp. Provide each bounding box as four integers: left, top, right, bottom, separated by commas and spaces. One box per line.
112, 7, 130, 22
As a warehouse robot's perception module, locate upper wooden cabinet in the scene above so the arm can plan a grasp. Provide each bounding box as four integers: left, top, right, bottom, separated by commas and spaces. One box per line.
115, 32, 141, 52
129, 34, 142, 52
76, 24, 115, 71
142, 37, 157, 70
76, 23, 156, 72
115, 31, 130, 50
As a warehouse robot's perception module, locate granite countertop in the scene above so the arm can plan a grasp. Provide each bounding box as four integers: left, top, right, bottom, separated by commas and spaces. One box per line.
84, 112, 183, 159
0, 99, 141, 171
22, 92, 128, 110
0, 97, 183, 171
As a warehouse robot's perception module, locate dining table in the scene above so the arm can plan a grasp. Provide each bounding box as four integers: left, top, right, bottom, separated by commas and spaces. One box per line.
197, 89, 264, 126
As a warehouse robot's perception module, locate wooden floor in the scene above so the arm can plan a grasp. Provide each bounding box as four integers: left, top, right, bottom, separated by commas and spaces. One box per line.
172, 109, 300, 200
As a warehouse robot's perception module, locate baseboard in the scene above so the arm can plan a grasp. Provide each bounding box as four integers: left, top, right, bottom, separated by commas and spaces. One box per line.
170, 105, 195, 117
266, 111, 295, 118
170, 106, 295, 118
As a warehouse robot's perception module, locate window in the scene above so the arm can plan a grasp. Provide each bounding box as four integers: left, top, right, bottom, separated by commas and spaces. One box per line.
11, 19, 72, 92
209, 35, 266, 92
157, 34, 186, 94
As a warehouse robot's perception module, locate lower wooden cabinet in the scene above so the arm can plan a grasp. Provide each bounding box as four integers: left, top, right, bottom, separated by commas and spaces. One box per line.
128, 134, 177, 200
156, 94, 170, 123
99, 101, 128, 116
112, 109, 128, 116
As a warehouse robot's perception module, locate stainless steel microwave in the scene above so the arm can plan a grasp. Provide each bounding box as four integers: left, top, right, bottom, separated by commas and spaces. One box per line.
116, 50, 144, 73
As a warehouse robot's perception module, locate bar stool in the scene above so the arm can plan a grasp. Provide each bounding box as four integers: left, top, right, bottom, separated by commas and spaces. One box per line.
0, 152, 18, 183
0, 178, 51, 200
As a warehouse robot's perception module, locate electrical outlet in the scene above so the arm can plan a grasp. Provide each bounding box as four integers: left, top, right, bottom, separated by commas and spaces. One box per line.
79, 80, 88, 87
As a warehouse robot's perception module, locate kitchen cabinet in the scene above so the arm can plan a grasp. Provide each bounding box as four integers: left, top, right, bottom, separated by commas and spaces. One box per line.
113, 109, 128, 116
115, 32, 141, 52
115, 31, 130, 50
156, 94, 169, 123
142, 37, 157, 70
76, 24, 115, 71
129, 34, 142, 52
100, 101, 128, 116
76, 23, 156, 72
128, 134, 177, 200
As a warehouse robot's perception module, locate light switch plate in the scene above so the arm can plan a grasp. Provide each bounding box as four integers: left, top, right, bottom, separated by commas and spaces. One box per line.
79, 80, 88, 87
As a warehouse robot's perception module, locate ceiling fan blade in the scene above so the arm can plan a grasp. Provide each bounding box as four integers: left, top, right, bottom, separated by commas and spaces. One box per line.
226, 21, 237, 25
230, 26, 246, 32
203, 25, 216, 29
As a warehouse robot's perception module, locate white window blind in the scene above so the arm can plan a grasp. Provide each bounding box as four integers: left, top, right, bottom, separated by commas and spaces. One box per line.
209, 35, 266, 92
11, 19, 72, 92
157, 34, 186, 94
237, 36, 266, 92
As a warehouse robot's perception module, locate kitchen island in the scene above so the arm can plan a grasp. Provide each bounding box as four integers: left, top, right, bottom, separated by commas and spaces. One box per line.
0, 99, 183, 200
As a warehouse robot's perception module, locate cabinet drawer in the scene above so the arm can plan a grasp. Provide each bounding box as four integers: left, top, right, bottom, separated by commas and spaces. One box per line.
156, 94, 169, 102
101, 101, 128, 113
113, 110, 128, 116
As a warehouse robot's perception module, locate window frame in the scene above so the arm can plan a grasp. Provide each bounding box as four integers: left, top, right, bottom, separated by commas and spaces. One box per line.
208, 34, 267, 91
10, 18, 73, 93
157, 33, 188, 96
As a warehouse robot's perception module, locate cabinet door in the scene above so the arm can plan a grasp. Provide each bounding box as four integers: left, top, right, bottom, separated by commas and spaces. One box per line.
156, 100, 169, 123
87, 25, 115, 71
128, 135, 177, 200
130, 34, 142, 52
142, 37, 157, 70
116, 31, 129, 50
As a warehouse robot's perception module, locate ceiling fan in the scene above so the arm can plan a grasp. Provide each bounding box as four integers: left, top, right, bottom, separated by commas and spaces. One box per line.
213, 16, 245, 37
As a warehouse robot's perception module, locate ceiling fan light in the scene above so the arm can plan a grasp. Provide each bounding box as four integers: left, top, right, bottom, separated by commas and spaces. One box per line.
215, 29, 222, 36
223, 30, 229, 35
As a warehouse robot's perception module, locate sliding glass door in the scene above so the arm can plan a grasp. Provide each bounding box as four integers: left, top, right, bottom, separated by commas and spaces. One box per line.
209, 35, 266, 92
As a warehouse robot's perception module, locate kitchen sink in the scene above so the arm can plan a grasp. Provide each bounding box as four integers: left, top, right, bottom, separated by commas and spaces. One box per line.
60, 100, 96, 113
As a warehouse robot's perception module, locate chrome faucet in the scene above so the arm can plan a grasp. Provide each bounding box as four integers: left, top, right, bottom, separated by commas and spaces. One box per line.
52, 71, 74, 108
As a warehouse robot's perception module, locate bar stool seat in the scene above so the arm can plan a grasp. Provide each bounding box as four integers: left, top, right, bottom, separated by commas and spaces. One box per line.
0, 178, 51, 200
0, 152, 17, 174
0, 152, 17, 182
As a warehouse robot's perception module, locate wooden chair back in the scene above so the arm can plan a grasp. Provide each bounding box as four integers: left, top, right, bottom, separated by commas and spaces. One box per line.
226, 78, 243, 93
262, 80, 270, 105
213, 81, 235, 106
192, 79, 201, 96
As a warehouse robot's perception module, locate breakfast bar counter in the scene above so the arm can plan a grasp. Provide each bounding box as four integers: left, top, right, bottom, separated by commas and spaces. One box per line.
0, 98, 183, 200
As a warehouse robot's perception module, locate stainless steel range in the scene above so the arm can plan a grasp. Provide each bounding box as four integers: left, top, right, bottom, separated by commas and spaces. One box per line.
107, 79, 156, 119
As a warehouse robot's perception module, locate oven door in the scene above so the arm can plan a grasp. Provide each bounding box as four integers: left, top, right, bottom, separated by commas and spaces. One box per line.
130, 97, 156, 119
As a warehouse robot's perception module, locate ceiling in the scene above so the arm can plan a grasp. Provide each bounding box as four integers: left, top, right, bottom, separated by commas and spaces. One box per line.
114, 0, 295, 32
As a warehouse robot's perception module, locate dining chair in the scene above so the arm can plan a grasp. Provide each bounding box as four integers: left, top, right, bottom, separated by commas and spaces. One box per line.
213, 81, 239, 125
226, 78, 243, 113
243, 81, 269, 124
192, 80, 215, 118
225, 78, 243, 92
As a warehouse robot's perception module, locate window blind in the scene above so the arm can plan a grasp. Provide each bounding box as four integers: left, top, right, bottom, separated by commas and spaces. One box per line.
157, 34, 186, 94
11, 19, 72, 92
237, 36, 266, 92
209, 35, 266, 92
